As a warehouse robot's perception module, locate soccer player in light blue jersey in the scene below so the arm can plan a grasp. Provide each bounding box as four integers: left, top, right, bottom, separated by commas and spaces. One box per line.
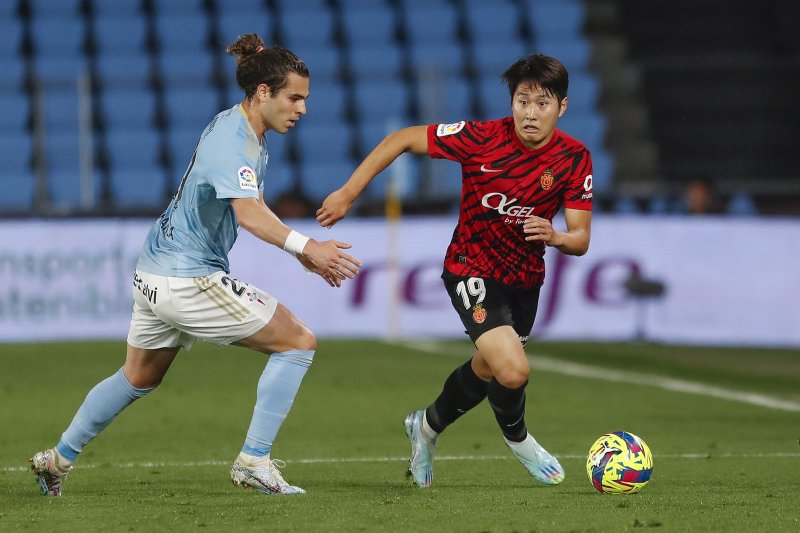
30, 34, 360, 496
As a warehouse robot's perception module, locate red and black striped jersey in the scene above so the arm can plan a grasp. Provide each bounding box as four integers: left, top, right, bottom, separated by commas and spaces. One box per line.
427, 117, 593, 289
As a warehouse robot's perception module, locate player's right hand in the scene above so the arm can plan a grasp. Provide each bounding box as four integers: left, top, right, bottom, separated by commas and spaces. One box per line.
301, 239, 361, 288
316, 189, 353, 228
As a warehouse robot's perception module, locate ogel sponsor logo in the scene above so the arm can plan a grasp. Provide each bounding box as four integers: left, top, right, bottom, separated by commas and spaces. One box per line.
481, 192, 535, 221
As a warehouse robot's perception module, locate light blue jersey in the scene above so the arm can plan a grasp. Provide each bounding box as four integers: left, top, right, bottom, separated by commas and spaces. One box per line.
137, 105, 267, 277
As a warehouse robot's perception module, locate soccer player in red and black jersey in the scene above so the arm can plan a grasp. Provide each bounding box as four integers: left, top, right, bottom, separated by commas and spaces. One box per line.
317, 54, 592, 488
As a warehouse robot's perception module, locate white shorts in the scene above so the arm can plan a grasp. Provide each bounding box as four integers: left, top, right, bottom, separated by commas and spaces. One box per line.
127, 270, 278, 350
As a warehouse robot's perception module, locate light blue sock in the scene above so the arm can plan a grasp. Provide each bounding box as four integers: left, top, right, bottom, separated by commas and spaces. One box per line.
56, 367, 153, 462
242, 350, 314, 457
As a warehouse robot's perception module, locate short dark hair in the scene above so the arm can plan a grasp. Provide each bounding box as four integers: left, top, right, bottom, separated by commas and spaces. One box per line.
226, 33, 309, 98
501, 53, 568, 102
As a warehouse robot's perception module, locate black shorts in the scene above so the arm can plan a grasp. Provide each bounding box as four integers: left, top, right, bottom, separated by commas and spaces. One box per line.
442, 271, 541, 345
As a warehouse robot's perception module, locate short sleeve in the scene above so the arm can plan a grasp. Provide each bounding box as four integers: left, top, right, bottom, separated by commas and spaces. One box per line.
427, 120, 473, 162
207, 145, 261, 201
563, 149, 593, 210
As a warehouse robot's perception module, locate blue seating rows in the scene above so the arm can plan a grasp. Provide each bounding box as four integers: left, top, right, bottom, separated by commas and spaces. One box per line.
0, 0, 615, 214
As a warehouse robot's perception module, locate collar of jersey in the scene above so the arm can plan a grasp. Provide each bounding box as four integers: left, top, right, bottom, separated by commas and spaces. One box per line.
237, 104, 264, 145
507, 117, 561, 155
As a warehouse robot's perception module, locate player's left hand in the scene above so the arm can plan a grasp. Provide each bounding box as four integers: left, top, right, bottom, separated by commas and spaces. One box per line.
523, 216, 554, 244
316, 188, 353, 228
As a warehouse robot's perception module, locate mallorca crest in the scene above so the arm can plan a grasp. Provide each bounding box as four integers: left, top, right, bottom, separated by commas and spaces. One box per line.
540, 168, 554, 190
472, 303, 487, 324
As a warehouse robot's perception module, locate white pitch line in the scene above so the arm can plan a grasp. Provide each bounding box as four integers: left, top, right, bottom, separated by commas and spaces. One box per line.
397, 341, 800, 412
4, 452, 799, 473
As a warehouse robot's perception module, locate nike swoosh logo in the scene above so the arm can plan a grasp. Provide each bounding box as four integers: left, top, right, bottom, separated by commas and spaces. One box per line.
480, 164, 503, 173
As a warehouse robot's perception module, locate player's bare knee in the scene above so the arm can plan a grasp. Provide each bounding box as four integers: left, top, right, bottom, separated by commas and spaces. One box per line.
494, 366, 529, 389
124, 368, 163, 389
293, 327, 317, 352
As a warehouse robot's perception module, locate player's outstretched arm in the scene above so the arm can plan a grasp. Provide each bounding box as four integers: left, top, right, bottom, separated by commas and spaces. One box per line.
316, 125, 429, 228
232, 197, 361, 287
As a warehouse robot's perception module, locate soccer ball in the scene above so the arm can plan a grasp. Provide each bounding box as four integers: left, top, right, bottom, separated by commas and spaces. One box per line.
586, 431, 653, 494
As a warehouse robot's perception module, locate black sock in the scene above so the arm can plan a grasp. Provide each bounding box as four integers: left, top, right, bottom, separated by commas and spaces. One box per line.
425, 360, 488, 434
487, 379, 528, 442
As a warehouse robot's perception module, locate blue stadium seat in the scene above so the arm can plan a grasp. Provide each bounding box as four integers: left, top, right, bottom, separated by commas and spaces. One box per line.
299, 159, 355, 202
614, 196, 639, 214
415, 73, 473, 122
105, 127, 161, 169
101, 88, 157, 130
295, 123, 353, 162
265, 132, 291, 165
31, 17, 86, 57
215, 0, 268, 12
648, 195, 676, 215
0, 174, 35, 213
32, 53, 90, 84
422, 158, 463, 199
47, 168, 82, 209
355, 121, 394, 156
339, 0, 392, 7
152, 0, 206, 15
403, 4, 459, 45
303, 79, 347, 121
262, 164, 296, 204
0, 133, 33, 176
470, 39, 527, 75
163, 86, 219, 129
588, 150, 613, 193
525, 0, 585, 40
225, 84, 244, 107
353, 79, 411, 121
463, 0, 520, 44
0, 91, 29, 131
167, 127, 201, 171
535, 38, 591, 73
726, 192, 757, 216
342, 5, 397, 46
278, 9, 334, 49
289, 44, 341, 83
476, 77, 512, 119
408, 42, 464, 77
95, 52, 153, 88
93, 15, 149, 54
348, 43, 404, 81
558, 111, 607, 152
564, 72, 600, 113
28, 0, 82, 17
274, 0, 329, 10
44, 131, 80, 169
110, 165, 167, 209
158, 51, 215, 87
41, 89, 81, 132
362, 152, 420, 200
0, 1, 18, 18
0, 18, 23, 59
155, 13, 210, 53
45, 134, 101, 210
92, 0, 142, 17
217, 11, 271, 49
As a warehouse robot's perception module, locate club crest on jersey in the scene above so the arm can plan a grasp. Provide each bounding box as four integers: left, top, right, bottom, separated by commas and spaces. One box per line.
437, 121, 465, 137
238, 166, 258, 191
472, 303, 487, 324
540, 168, 554, 190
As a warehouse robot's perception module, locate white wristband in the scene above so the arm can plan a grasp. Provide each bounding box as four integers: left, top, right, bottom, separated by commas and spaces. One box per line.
283, 230, 310, 256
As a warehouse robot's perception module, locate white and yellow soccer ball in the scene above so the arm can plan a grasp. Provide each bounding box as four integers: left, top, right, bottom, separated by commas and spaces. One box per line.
586, 431, 653, 494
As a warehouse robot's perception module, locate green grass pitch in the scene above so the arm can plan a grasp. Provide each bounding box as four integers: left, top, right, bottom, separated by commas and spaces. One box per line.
1, 339, 798, 531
